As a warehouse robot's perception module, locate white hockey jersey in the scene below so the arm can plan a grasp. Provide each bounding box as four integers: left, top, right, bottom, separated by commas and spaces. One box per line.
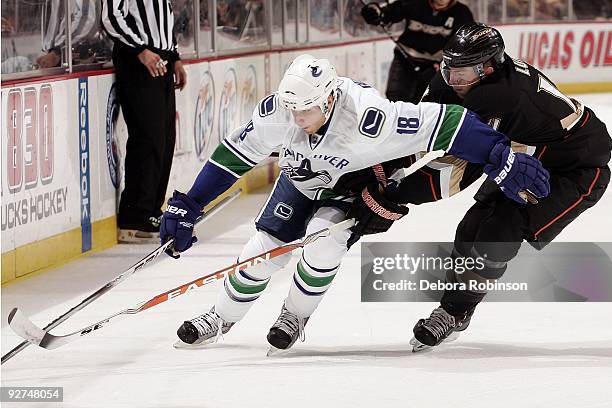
195, 77, 507, 204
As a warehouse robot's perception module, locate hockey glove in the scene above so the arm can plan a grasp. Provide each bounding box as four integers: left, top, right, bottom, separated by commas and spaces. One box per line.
347, 183, 409, 247
361, 3, 385, 25
483, 144, 550, 204
160, 191, 202, 258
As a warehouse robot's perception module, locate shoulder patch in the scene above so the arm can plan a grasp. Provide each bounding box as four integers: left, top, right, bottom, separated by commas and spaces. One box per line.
259, 94, 277, 117
239, 120, 254, 140
359, 107, 386, 138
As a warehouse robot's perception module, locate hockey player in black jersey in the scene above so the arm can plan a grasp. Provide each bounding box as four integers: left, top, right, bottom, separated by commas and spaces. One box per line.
361, 0, 473, 103
342, 23, 611, 351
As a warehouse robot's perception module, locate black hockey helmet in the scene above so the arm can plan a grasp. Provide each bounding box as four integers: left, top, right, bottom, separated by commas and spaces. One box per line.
442, 23, 506, 68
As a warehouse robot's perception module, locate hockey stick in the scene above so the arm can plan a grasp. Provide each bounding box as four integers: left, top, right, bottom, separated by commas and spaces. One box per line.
359, 0, 413, 62
7, 218, 356, 351
390, 151, 540, 204
1, 189, 241, 364
389, 150, 445, 181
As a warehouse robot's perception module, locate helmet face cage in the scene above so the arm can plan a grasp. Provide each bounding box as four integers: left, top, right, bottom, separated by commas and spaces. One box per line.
278, 54, 338, 121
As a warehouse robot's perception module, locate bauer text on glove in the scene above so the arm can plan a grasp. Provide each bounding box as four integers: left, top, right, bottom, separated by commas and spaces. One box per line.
160, 191, 202, 257
483, 144, 550, 204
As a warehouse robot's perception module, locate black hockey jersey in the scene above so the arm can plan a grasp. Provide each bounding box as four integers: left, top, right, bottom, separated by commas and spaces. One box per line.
422, 55, 612, 170
383, 0, 474, 64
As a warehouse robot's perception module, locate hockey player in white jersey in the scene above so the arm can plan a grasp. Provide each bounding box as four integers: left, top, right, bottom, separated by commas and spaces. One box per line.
160, 54, 549, 351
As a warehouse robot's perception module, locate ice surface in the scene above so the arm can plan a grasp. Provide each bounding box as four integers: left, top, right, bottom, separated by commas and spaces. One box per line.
2, 94, 611, 408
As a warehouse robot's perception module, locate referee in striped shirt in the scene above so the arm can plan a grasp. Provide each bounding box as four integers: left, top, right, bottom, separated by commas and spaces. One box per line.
102, 0, 187, 242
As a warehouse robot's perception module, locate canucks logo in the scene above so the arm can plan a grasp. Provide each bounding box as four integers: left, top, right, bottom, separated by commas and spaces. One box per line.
359, 107, 386, 138
310, 65, 322, 77
283, 159, 332, 184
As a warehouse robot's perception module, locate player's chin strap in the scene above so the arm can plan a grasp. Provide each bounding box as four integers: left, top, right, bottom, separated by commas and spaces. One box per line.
320, 88, 337, 122
389, 150, 446, 182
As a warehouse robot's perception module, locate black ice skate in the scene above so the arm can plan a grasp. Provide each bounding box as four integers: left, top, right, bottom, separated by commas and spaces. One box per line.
410, 306, 473, 352
118, 216, 161, 244
266, 304, 309, 356
174, 307, 234, 349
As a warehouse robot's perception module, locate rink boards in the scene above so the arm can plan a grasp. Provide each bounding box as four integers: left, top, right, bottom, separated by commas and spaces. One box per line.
1, 21, 611, 283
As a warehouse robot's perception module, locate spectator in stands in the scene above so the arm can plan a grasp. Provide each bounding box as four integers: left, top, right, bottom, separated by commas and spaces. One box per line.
507, 0, 531, 20
535, 0, 567, 21
174, 0, 196, 49
574, 0, 612, 19
217, 0, 246, 32
37, 0, 111, 69
311, 0, 339, 32
344, 0, 368, 36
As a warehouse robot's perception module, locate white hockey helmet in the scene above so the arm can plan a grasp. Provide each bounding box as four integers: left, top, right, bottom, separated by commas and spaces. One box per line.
277, 54, 338, 120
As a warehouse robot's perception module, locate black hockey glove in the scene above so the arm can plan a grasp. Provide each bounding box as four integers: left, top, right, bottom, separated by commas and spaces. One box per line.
361, 2, 385, 25
160, 191, 202, 258
347, 183, 409, 247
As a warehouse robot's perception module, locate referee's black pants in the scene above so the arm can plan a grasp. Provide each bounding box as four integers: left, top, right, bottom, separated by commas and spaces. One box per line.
113, 45, 176, 229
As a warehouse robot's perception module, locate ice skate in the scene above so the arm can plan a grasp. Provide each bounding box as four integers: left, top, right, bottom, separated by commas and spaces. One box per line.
266, 304, 309, 356
410, 306, 473, 352
174, 307, 235, 349
118, 217, 161, 244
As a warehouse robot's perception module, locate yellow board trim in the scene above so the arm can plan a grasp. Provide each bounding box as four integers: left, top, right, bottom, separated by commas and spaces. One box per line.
559, 82, 612, 95
2, 216, 118, 285
1, 161, 280, 286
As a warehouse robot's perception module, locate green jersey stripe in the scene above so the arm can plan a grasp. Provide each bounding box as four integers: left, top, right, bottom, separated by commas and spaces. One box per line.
228, 273, 269, 295
297, 261, 336, 288
210, 144, 253, 176
433, 105, 466, 151
445, 108, 467, 152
